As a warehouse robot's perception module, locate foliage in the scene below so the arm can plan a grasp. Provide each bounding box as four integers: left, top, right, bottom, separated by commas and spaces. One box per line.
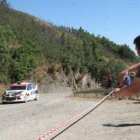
0, 23, 39, 83
0, 4, 138, 87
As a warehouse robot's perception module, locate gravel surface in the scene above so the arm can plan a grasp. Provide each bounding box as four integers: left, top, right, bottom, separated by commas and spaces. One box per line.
0, 92, 140, 140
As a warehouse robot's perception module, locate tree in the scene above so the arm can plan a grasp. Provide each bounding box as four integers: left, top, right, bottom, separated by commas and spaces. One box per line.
0, 0, 9, 7
118, 45, 136, 61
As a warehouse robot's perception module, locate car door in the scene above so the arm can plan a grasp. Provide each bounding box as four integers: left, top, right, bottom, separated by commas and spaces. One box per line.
27, 84, 34, 100
32, 84, 38, 100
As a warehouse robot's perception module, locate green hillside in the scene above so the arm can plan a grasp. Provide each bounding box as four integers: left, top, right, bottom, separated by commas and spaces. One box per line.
0, 2, 138, 88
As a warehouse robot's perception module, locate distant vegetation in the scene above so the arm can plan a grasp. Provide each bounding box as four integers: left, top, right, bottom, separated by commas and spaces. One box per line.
0, 2, 139, 87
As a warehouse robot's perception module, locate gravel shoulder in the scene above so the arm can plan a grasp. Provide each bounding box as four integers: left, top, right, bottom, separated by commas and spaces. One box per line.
0, 92, 140, 140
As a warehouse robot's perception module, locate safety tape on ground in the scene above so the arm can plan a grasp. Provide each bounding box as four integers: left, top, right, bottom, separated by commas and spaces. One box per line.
37, 90, 113, 140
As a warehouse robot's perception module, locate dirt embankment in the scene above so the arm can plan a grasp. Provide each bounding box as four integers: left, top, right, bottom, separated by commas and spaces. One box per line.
32, 64, 100, 92
0, 84, 7, 97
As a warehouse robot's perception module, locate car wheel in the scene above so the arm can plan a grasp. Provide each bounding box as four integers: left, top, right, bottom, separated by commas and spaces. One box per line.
24, 95, 28, 103
34, 95, 39, 101
2, 102, 6, 104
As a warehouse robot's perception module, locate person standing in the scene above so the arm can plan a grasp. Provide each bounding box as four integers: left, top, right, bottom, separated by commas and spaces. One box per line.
106, 74, 113, 88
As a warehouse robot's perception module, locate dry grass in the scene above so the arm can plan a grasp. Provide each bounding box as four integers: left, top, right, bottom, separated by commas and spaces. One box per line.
0, 84, 7, 97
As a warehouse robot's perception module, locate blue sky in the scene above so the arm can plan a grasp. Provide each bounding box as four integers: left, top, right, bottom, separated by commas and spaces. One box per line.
8, 0, 140, 53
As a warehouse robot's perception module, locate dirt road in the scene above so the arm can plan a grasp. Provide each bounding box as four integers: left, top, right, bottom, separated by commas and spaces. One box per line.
0, 92, 140, 140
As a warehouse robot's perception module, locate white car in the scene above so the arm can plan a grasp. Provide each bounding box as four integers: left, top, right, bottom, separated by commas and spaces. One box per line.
1, 82, 39, 103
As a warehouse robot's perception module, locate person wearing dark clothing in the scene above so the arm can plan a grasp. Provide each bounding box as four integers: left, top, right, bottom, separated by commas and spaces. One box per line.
106, 77, 113, 88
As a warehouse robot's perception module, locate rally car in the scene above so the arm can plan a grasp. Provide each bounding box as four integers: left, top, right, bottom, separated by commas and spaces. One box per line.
1, 82, 39, 103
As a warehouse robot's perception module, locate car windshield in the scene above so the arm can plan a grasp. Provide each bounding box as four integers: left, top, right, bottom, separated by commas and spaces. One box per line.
9, 86, 26, 90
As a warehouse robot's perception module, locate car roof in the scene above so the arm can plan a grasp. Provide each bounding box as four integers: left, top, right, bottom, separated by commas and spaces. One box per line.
10, 83, 31, 86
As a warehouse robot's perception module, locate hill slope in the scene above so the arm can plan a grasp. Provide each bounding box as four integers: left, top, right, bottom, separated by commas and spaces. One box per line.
0, 3, 138, 89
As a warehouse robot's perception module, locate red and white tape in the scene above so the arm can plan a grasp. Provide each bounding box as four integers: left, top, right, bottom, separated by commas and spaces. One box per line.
37, 90, 113, 140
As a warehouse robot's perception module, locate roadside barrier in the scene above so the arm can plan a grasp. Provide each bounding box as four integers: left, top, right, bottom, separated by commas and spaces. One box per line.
37, 90, 114, 140
73, 88, 113, 96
